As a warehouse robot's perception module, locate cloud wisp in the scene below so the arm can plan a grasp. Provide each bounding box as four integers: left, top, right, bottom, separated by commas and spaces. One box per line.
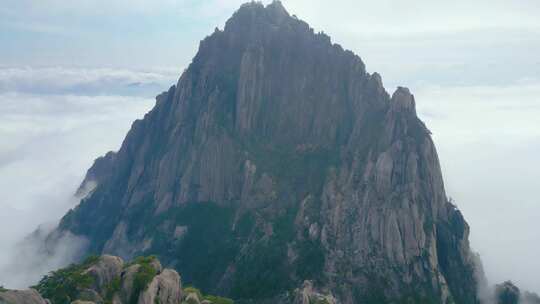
0, 66, 179, 96
0, 223, 89, 289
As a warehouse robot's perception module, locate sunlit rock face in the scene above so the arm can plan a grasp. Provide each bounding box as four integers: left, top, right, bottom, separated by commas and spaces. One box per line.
57, 2, 481, 303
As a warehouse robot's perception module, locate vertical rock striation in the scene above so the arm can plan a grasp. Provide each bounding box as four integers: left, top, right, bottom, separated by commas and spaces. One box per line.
58, 2, 480, 303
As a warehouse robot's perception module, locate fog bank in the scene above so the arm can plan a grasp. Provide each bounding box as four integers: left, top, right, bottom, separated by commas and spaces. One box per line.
0, 67, 159, 288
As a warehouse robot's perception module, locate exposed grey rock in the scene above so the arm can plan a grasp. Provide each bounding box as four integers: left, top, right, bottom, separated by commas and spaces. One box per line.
138, 269, 182, 304
119, 264, 140, 303
495, 281, 520, 304
391, 86, 416, 113
173, 226, 188, 240
84, 255, 124, 292
293, 281, 336, 304
0, 289, 49, 304
75, 151, 117, 197
148, 259, 162, 273
76, 289, 102, 303
183, 292, 201, 304
102, 222, 135, 260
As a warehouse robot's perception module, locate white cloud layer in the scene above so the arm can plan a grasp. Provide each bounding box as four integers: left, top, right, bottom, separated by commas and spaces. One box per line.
0, 66, 179, 96
416, 82, 540, 294
0, 84, 156, 288
0, 224, 88, 289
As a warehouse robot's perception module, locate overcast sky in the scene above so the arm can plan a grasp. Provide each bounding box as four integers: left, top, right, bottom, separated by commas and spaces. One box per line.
0, 0, 539, 294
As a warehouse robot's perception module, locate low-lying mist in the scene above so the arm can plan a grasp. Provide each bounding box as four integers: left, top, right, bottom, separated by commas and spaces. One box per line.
0, 67, 162, 288
0, 223, 88, 288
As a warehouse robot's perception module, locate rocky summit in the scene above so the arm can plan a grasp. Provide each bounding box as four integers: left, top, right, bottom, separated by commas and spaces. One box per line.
54, 1, 481, 303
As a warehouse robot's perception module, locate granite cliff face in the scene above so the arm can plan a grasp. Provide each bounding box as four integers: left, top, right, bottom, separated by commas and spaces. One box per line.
58, 2, 480, 303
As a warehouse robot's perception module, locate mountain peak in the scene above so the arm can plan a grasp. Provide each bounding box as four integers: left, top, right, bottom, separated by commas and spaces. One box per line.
266, 0, 289, 16
391, 86, 416, 112
226, 0, 294, 31
54, 2, 480, 304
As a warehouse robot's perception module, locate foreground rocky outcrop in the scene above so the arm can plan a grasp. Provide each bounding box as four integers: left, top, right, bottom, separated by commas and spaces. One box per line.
54, 1, 481, 303
493, 281, 540, 304
0, 255, 232, 304
35, 255, 181, 304
0, 289, 49, 304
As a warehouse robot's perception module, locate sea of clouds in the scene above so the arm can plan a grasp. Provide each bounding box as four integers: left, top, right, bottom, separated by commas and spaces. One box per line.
0, 66, 175, 288
0, 65, 538, 296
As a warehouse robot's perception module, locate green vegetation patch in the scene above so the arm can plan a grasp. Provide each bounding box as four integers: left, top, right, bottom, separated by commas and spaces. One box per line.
183, 286, 203, 300
183, 286, 234, 304
245, 139, 340, 198
147, 202, 241, 294
33, 255, 99, 304
203, 294, 235, 304
104, 276, 121, 304
230, 208, 296, 299
130, 256, 159, 304
294, 239, 326, 280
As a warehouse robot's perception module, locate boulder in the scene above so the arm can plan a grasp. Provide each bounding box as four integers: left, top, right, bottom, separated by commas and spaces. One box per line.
293, 281, 336, 304
0, 289, 49, 304
183, 292, 201, 304
84, 255, 124, 293
138, 269, 182, 304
